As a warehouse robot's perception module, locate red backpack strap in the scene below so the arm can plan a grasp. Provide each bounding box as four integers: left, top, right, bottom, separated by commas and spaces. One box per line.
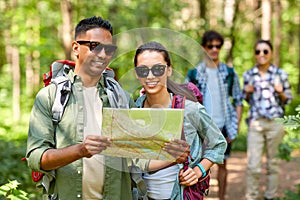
172, 94, 186, 140
172, 94, 186, 109
172, 94, 193, 171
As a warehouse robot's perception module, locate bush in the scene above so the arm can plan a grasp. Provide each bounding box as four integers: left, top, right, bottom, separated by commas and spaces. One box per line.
277, 105, 300, 161
0, 180, 28, 200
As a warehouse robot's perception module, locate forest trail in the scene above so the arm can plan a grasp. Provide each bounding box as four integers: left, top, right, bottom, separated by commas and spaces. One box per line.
206, 151, 300, 200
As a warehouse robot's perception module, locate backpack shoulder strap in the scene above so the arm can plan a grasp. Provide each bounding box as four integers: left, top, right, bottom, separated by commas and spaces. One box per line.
187, 68, 198, 85
172, 94, 186, 109
129, 162, 148, 199
103, 75, 129, 108
47, 61, 72, 125
172, 94, 186, 141
226, 66, 234, 96
51, 76, 72, 124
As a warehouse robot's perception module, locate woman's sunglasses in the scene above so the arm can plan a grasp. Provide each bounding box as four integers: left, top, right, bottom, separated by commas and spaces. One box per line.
255, 49, 269, 55
135, 64, 167, 78
76, 41, 117, 55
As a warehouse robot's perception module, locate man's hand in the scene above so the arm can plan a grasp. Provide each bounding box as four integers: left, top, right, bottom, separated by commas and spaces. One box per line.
80, 135, 111, 158
163, 139, 190, 164
244, 84, 254, 94
274, 84, 283, 94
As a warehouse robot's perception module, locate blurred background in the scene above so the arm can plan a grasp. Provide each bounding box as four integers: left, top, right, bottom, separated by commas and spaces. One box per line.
0, 0, 299, 199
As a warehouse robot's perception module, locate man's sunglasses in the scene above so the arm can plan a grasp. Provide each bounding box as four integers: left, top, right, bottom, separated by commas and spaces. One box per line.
255, 49, 269, 55
206, 44, 222, 49
135, 64, 167, 78
76, 41, 117, 55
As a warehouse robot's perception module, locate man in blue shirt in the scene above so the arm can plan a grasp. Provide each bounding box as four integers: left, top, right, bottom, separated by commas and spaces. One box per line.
186, 30, 243, 200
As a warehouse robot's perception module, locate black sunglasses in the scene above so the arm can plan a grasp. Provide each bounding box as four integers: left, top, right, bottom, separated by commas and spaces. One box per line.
255, 49, 269, 55
135, 64, 167, 78
76, 41, 117, 55
206, 44, 222, 49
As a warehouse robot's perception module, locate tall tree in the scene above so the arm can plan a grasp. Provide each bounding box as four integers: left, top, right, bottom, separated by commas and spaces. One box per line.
298, 7, 300, 94
261, 0, 271, 39
225, 0, 239, 65
11, 46, 21, 121
5, 0, 21, 121
197, 0, 208, 30
60, 0, 72, 60
25, 4, 41, 96
273, 0, 282, 67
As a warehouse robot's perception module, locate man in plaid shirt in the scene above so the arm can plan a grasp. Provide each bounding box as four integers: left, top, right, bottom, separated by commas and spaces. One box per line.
243, 40, 292, 200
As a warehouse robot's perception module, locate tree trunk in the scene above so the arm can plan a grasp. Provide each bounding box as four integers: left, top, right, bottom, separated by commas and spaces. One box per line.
298, 12, 300, 94
254, 0, 261, 40
273, 0, 282, 67
261, 0, 271, 40
12, 46, 21, 122
25, 54, 34, 96
225, 0, 239, 66
198, 0, 208, 30
25, 4, 41, 96
60, 0, 73, 60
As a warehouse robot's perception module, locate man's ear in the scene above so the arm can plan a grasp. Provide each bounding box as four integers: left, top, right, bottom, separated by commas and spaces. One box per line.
72, 41, 79, 58
167, 65, 172, 77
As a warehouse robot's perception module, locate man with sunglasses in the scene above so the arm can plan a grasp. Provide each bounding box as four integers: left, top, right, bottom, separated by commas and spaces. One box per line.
243, 40, 292, 200
186, 30, 243, 200
26, 16, 135, 200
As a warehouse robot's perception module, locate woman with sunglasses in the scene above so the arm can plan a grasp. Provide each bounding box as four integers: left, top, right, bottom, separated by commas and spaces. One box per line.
243, 40, 292, 200
132, 41, 227, 200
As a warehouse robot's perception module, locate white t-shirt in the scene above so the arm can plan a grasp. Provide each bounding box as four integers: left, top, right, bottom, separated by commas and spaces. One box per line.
82, 86, 105, 200
204, 67, 225, 128
143, 164, 179, 199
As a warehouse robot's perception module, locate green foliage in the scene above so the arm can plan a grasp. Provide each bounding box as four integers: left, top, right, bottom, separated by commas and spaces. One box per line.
0, 106, 41, 199
277, 105, 300, 161
278, 105, 300, 130
0, 180, 28, 200
278, 184, 300, 200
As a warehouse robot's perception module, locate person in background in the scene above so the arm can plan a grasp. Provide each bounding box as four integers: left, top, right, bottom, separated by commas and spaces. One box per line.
186, 30, 243, 200
133, 41, 227, 200
243, 39, 292, 200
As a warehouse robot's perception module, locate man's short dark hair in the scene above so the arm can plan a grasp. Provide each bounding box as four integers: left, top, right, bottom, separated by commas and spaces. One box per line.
74, 16, 113, 39
255, 39, 273, 51
201, 30, 224, 47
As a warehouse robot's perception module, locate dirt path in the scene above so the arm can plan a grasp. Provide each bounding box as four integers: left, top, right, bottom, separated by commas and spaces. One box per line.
205, 152, 300, 200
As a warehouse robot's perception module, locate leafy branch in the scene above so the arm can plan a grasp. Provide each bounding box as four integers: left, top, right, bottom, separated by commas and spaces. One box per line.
277, 105, 300, 130
0, 180, 28, 200
276, 105, 300, 161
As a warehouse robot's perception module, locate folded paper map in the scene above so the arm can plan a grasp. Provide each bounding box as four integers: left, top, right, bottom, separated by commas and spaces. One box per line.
101, 108, 184, 161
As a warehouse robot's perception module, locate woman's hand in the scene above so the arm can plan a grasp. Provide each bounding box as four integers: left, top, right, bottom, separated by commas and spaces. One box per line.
163, 139, 190, 164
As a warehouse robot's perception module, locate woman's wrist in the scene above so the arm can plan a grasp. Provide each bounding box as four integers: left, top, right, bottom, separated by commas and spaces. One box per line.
196, 163, 206, 178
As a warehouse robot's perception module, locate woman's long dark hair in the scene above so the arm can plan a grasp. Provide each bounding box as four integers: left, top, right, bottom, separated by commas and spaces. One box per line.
134, 41, 198, 103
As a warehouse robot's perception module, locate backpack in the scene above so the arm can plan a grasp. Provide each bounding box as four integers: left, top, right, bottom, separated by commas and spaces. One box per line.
140, 82, 203, 104
187, 66, 234, 96
178, 82, 203, 104
24, 60, 116, 183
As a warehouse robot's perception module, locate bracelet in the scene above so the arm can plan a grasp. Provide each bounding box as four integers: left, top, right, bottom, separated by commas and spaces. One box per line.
197, 163, 206, 178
